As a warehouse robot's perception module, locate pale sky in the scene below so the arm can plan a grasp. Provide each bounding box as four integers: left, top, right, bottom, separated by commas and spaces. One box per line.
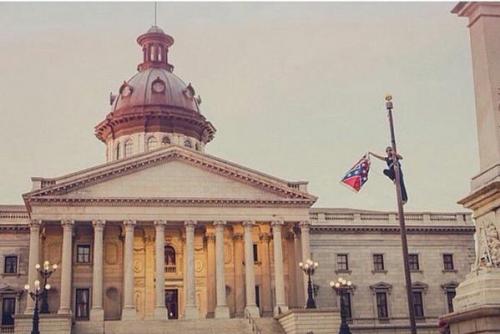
0, 2, 478, 212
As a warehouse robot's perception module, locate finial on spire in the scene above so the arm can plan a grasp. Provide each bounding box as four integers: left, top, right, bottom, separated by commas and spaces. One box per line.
154, 1, 158, 26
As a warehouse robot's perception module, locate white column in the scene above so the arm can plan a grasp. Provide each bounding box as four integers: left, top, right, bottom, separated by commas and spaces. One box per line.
122, 220, 137, 320
300, 220, 312, 305
25, 220, 41, 314
58, 219, 74, 315
272, 220, 288, 315
90, 220, 105, 321
184, 220, 199, 319
243, 221, 260, 318
154, 220, 168, 320
214, 221, 230, 318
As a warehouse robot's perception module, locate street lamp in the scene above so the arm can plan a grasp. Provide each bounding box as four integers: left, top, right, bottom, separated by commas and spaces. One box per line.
299, 259, 318, 309
25, 261, 57, 334
330, 277, 353, 334
36, 260, 58, 314
384, 95, 417, 334
24, 280, 51, 334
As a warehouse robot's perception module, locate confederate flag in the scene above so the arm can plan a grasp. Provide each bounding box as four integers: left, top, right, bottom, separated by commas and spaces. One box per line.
340, 155, 371, 192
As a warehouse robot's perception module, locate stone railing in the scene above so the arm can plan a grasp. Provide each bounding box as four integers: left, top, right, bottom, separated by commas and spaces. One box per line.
0, 325, 14, 334
244, 309, 262, 334
310, 210, 471, 225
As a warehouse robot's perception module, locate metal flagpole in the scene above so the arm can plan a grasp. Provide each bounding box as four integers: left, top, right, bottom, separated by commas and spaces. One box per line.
384, 95, 417, 334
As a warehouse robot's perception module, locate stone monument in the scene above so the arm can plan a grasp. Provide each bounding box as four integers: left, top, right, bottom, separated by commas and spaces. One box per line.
441, 2, 500, 333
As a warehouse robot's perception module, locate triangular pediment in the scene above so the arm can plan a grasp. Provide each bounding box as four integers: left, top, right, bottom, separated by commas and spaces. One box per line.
24, 146, 316, 207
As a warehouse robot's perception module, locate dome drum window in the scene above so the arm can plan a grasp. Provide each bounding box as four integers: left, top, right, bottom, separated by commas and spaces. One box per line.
184, 139, 193, 148
119, 82, 133, 97
162, 136, 171, 145
152, 77, 166, 94
147, 136, 158, 151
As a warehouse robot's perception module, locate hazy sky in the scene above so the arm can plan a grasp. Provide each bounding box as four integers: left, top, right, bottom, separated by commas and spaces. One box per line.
0, 2, 478, 212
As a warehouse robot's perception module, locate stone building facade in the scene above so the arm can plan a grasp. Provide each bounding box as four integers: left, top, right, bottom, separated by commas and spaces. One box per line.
0, 23, 475, 334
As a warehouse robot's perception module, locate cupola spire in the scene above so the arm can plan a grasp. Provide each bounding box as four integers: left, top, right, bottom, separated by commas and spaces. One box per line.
136, 25, 174, 72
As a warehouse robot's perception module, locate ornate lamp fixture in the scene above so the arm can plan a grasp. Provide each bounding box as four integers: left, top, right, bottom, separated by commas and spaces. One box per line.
299, 259, 319, 309
330, 277, 353, 334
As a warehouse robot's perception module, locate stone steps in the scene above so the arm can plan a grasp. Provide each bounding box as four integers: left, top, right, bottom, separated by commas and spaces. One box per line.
101, 318, 254, 334
254, 318, 286, 334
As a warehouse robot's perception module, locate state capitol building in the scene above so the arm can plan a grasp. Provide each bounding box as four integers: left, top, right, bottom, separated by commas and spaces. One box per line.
0, 25, 475, 334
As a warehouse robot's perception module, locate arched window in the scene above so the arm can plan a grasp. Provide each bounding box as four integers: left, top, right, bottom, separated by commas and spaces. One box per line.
165, 246, 176, 272
147, 136, 158, 151
195, 143, 201, 151
124, 139, 133, 157
116, 142, 121, 159
162, 136, 171, 145
184, 139, 192, 148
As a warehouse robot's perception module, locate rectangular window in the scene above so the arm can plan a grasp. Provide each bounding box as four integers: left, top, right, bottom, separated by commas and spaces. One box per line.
76, 245, 91, 264
413, 291, 424, 318
373, 254, 385, 271
253, 244, 259, 263
408, 254, 419, 271
1, 298, 16, 326
446, 290, 456, 313
376, 292, 389, 319
4, 256, 17, 274
443, 254, 454, 271
75, 288, 90, 320
337, 254, 349, 271
341, 291, 352, 319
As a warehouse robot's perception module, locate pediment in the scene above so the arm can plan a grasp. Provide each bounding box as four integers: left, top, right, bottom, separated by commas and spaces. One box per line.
24, 146, 316, 207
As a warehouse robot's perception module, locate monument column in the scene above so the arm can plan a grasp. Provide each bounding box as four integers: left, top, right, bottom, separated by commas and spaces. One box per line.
214, 221, 230, 318
271, 220, 288, 315
184, 220, 199, 319
243, 221, 260, 318
122, 220, 137, 320
25, 219, 41, 314
440, 3, 500, 332
154, 220, 168, 320
90, 220, 105, 321
58, 219, 74, 315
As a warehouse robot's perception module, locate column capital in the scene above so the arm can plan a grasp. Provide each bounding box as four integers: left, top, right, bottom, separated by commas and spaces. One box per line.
271, 220, 284, 227
213, 220, 226, 226
242, 220, 255, 228
29, 219, 41, 229
154, 220, 167, 227
123, 220, 136, 227
299, 220, 311, 229
92, 220, 106, 229
61, 219, 74, 227
185, 220, 197, 228
259, 232, 272, 242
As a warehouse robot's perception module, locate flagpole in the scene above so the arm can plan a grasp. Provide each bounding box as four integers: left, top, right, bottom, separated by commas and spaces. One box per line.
385, 95, 417, 334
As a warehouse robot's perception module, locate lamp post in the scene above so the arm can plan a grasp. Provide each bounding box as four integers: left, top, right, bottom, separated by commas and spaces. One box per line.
384, 95, 417, 334
25, 261, 57, 334
36, 260, 58, 314
330, 277, 353, 334
299, 259, 318, 309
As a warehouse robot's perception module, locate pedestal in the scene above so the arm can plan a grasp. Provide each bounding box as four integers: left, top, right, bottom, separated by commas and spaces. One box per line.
441, 269, 500, 334
276, 308, 341, 334
184, 305, 199, 320
215, 305, 230, 319
121, 307, 137, 321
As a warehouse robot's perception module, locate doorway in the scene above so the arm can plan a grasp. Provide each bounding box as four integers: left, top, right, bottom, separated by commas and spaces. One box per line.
165, 289, 178, 319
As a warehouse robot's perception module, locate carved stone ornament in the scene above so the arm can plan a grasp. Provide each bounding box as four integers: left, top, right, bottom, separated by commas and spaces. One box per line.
475, 213, 500, 269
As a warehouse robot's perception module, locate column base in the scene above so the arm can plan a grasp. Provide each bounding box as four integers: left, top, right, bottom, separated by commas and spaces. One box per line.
121, 307, 137, 320
274, 305, 289, 317
184, 305, 199, 320
215, 305, 230, 319
57, 307, 72, 315
154, 307, 168, 320
90, 307, 104, 322
245, 305, 260, 318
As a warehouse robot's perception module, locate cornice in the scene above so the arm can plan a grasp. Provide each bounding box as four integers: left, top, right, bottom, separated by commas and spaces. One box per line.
0, 225, 29, 232
28, 196, 314, 208
311, 225, 476, 235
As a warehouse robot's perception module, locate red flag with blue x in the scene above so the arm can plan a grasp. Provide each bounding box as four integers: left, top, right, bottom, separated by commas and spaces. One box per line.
340, 155, 371, 192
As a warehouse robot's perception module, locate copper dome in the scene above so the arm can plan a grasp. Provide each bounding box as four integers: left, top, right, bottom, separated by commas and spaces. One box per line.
95, 26, 216, 145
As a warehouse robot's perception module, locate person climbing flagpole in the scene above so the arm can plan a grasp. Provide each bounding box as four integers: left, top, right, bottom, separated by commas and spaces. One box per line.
382, 94, 417, 334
